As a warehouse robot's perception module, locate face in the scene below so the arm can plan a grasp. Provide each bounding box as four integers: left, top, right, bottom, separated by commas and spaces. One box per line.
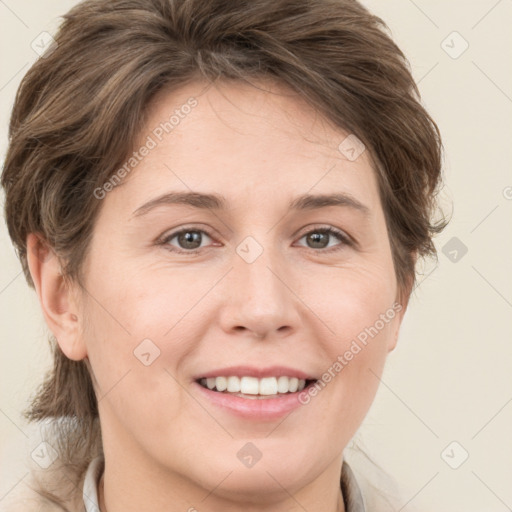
67, 79, 408, 500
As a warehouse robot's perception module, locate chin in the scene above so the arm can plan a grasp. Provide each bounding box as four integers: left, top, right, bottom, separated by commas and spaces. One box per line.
202, 465, 307, 503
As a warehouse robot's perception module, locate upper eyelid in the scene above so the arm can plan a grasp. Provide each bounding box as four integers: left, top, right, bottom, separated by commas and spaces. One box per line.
159, 225, 216, 243
300, 226, 355, 249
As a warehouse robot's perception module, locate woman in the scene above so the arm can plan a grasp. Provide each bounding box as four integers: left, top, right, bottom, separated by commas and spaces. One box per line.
1, 0, 447, 510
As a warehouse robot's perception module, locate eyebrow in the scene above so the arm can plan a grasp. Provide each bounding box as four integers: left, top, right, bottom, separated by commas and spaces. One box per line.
131, 191, 370, 218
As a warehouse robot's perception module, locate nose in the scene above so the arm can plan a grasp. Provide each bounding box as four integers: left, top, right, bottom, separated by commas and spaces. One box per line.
218, 244, 301, 340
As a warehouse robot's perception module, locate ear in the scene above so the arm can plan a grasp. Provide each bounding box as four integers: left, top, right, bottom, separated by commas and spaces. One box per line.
387, 252, 418, 353
26, 233, 87, 361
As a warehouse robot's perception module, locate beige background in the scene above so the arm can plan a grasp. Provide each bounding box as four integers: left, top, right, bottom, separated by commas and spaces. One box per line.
1, 1, 511, 510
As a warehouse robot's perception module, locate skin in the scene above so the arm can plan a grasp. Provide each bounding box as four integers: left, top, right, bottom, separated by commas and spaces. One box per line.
27, 78, 412, 512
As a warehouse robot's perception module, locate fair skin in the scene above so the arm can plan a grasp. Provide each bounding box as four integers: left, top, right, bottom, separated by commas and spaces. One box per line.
27, 78, 411, 512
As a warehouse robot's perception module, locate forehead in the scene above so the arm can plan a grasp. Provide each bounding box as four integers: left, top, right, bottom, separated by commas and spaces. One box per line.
107, 79, 382, 218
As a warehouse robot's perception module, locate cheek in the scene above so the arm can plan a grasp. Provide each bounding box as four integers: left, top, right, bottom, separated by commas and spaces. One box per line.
82, 292, 192, 441
311, 319, 393, 440
104, 261, 213, 336
301, 262, 397, 345
81, 263, 202, 401
298, 264, 397, 410
84, 262, 182, 344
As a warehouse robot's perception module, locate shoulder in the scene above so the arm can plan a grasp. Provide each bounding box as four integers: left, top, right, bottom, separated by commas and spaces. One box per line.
355, 471, 400, 512
0, 423, 91, 512
344, 452, 406, 512
0, 461, 88, 512
0, 483, 65, 512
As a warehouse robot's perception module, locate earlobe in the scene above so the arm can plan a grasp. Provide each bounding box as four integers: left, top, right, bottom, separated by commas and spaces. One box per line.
388, 271, 415, 353
387, 304, 406, 353
387, 248, 419, 354
26, 233, 87, 361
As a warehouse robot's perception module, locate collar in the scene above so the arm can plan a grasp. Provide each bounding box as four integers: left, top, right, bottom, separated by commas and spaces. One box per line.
82, 457, 366, 512
341, 460, 366, 512
83, 456, 103, 512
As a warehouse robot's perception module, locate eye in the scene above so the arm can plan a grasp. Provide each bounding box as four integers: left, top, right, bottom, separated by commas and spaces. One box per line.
295, 226, 352, 252
158, 225, 353, 255
159, 228, 214, 253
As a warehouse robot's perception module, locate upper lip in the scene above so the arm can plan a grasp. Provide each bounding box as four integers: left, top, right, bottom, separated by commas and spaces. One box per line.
194, 365, 318, 381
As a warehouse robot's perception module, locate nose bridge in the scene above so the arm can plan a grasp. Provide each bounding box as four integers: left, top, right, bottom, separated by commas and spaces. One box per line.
220, 236, 299, 338
241, 245, 285, 304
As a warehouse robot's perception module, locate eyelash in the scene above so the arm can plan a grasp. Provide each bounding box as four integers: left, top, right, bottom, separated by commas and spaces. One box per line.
157, 225, 354, 255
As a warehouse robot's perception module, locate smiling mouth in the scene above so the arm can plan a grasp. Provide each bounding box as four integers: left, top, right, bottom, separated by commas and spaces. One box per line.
197, 376, 317, 399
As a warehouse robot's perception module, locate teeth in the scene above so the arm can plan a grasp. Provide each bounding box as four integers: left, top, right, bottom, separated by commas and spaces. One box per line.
227, 376, 241, 392
289, 377, 299, 393
216, 376, 227, 391
199, 376, 309, 395
240, 376, 259, 395
277, 376, 289, 393
259, 377, 277, 395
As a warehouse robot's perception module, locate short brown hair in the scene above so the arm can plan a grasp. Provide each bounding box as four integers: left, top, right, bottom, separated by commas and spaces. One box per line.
1, 0, 447, 505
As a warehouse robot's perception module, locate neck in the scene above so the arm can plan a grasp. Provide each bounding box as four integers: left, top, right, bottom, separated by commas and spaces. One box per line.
96, 460, 346, 512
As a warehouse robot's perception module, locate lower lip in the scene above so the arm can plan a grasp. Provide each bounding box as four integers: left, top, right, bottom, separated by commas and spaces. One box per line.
194, 381, 313, 420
